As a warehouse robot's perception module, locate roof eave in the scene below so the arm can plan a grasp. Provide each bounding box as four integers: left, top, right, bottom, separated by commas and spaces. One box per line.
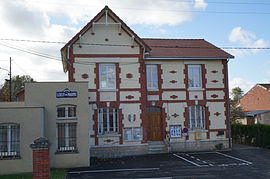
145, 56, 234, 60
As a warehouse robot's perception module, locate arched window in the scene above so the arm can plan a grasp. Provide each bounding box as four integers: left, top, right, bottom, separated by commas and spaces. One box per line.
98, 108, 118, 134
0, 123, 20, 158
188, 106, 205, 130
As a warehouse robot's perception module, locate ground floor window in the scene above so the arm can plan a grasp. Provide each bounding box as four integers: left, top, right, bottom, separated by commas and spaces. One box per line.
57, 123, 77, 152
0, 124, 20, 158
98, 108, 118, 134
124, 127, 142, 141
188, 106, 205, 130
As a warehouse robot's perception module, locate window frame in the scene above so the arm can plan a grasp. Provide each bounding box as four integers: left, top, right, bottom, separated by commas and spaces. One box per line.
56, 105, 77, 120
56, 123, 77, 153
98, 108, 118, 135
188, 106, 205, 130
124, 127, 142, 141
188, 65, 202, 89
99, 63, 116, 90
0, 123, 20, 158
146, 64, 158, 90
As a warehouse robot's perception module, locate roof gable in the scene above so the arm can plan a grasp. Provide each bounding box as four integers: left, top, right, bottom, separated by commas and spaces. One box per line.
61, 6, 150, 53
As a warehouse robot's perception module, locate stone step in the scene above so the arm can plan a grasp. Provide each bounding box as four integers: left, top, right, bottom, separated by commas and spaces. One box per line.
147, 141, 168, 154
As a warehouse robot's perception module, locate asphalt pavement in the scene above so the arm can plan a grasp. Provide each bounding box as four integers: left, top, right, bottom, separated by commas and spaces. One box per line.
66, 143, 270, 179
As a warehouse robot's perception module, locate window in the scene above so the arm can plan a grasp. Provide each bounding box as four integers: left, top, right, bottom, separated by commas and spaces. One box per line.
98, 108, 118, 134
188, 106, 205, 130
57, 123, 77, 152
188, 65, 202, 88
124, 127, 142, 141
57, 105, 76, 119
146, 65, 158, 90
99, 64, 116, 89
0, 124, 20, 158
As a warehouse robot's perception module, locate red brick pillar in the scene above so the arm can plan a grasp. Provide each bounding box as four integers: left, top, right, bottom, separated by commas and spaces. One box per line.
30, 137, 50, 179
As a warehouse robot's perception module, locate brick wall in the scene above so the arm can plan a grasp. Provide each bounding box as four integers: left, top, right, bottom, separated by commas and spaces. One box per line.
32, 149, 50, 179
240, 85, 270, 111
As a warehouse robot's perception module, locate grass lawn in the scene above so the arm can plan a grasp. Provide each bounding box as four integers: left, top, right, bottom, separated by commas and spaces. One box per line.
0, 168, 66, 179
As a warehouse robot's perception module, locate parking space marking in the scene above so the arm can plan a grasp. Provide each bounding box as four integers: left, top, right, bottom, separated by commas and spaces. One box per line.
68, 168, 160, 174
173, 151, 252, 168
216, 152, 253, 165
173, 153, 203, 167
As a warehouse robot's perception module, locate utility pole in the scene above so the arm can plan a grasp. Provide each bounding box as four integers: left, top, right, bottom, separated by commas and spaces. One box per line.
9, 57, 11, 102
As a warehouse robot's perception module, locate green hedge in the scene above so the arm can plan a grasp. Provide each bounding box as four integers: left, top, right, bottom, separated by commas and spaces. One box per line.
232, 123, 270, 149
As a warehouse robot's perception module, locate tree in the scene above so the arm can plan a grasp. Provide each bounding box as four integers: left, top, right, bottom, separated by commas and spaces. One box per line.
0, 75, 34, 101
230, 87, 244, 102
230, 87, 245, 123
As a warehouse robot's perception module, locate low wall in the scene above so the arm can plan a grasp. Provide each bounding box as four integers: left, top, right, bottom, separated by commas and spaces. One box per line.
90, 144, 148, 158
170, 139, 230, 152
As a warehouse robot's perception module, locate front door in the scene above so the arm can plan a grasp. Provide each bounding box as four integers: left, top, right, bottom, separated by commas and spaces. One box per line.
147, 107, 162, 141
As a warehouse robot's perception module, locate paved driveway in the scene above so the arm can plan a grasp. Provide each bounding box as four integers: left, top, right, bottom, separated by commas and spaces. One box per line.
67, 144, 270, 179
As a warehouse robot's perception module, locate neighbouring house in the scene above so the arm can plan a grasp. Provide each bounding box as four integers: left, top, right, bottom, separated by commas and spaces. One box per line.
61, 6, 234, 157
0, 6, 234, 175
0, 82, 90, 174
239, 84, 270, 125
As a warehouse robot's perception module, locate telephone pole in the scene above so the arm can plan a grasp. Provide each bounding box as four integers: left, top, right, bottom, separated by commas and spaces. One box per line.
9, 57, 12, 102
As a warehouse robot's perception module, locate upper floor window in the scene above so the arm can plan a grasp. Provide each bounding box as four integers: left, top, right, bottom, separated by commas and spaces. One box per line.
146, 65, 158, 90
98, 108, 118, 134
188, 65, 202, 89
57, 105, 76, 119
188, 106, 205, 130
99, 64, 116, 89
0, 124, 20, 158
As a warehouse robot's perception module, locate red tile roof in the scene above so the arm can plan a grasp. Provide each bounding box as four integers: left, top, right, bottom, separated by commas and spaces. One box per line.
258, 84, 270, 89
142, 38, 234, 59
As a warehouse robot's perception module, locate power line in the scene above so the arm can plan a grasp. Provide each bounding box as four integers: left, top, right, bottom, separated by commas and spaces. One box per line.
0, 38, 269, 50
24, 0, 270, 15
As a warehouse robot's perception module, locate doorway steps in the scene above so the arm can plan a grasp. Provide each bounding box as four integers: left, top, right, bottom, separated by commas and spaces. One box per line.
148, 141, 168, 154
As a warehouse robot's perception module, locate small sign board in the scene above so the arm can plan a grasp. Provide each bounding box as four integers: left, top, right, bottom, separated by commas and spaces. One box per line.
56, 88, 77, 98
170, 125, 182, 138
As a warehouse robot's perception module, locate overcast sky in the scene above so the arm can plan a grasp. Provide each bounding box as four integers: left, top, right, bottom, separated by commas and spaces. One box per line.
0, 0, 269, 93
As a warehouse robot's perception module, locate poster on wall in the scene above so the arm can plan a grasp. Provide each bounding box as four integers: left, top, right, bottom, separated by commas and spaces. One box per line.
170, 125, 182, 138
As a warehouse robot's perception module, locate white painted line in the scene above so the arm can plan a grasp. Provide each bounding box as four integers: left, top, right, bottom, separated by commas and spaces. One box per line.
173, 154, 202, 167
179, 151, 216, 155
68, 168, 160, 174
216, 152, 253, 165
196, 158, 201, 161
202, 161, 207, 164
191, 156, 195, 159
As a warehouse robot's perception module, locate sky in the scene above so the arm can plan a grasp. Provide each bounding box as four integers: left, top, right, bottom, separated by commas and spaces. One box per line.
0, 0, 269, 93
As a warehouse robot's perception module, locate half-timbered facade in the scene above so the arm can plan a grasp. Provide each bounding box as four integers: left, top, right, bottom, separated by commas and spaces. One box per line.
61, 6, 234, 157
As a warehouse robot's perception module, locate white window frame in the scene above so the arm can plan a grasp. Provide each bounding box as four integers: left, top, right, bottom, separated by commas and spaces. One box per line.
99, 64, 116, 90
146, 65, 158, 90
57, 123, 77, 152
0, 124, 20, 158
98, 108, 118, 135
124, 127, 142, 141
57, 105, 76, 120
188, 65, 202, 89
188, 106, 205, 130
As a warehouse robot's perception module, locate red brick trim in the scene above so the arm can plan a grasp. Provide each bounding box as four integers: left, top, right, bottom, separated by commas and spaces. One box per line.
222, 59, 230, 139
71, 54, 140, 58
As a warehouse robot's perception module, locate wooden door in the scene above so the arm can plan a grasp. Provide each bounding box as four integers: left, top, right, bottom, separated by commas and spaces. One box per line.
147, 107, 162, 141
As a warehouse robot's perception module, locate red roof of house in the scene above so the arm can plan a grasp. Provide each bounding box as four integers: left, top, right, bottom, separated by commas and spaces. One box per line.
142, 38, 234, 59
258, 84, 270, 89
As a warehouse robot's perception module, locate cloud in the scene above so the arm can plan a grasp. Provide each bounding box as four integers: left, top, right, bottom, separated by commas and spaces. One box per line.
229, 77, 255, 93
228, 27, 268, 56
194, 0, 208, 9
0, 0, 208, 83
